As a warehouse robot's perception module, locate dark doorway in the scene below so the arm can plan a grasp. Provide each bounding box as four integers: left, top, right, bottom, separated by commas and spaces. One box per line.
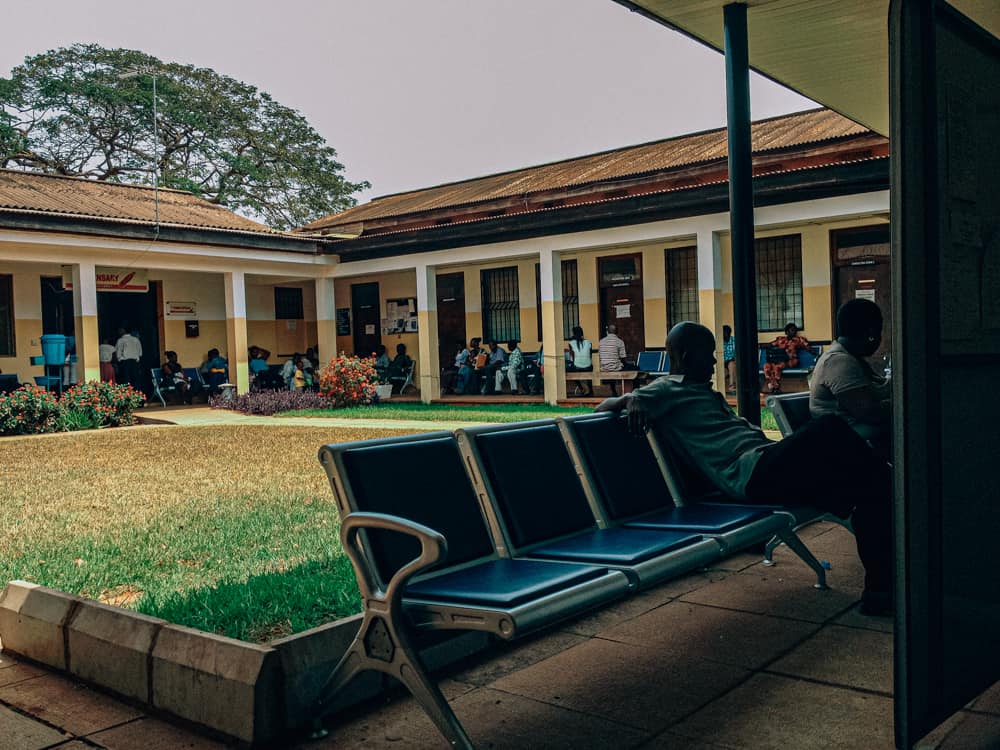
97, 282, 161, 394
831, 226, 891, 363
40, 276, 75, 337
436, 272, 466, 368
598, 254, 645, 359
351, 282, 381, 357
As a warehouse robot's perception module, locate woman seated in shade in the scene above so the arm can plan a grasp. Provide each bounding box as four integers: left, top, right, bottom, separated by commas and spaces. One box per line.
386, 343, 413, 391
762, 322, 811, 394
566, 326, 594, 397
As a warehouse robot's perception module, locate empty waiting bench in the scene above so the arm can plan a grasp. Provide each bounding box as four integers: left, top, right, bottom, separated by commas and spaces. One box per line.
315, 432, 630, 748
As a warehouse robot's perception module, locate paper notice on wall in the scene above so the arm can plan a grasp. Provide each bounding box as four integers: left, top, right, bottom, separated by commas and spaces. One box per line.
855, 289, 876, 303
386, 301, 398, 319
365, 324, 376, 335
615, 304, 631, 319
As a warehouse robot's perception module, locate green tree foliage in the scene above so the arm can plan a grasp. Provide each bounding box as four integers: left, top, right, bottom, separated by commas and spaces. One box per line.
0, 44, 368, 229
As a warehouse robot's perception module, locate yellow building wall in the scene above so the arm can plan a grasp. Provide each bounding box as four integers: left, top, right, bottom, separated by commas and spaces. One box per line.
0, 267, 43, 378
335, 270, 419, 361
717, 216, 887, 344
451, 258, 541, 351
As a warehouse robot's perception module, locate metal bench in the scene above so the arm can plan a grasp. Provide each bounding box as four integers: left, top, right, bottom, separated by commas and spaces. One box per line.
642, 418, 835, 584
457, 420, 722, 589
388, 360, 417, 394
765, 391, 812, 436
559, 412, 826, 584
315, 432, 631, 748
636, 350, 671, 378
757, 344, 822, 378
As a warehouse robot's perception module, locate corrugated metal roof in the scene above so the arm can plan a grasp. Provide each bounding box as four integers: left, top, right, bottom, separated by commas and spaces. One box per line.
304, 108, 869, 231
0, 169, 286, 236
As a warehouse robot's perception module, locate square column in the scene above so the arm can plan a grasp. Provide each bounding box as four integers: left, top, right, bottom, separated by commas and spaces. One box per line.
315, 277, 337, 366
223, 271, 250, 393
415, 264, 439, 403
71, 263, 100, 383
539, 249, 566, 405
696, 229, 727, 394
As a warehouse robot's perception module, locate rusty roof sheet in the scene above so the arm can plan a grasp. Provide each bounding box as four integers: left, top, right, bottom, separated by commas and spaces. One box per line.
303, 108, 870, 232
0, 169, 286, 236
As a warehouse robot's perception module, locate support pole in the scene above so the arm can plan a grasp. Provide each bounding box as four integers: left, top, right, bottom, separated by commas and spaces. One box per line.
724, 2, 760, 425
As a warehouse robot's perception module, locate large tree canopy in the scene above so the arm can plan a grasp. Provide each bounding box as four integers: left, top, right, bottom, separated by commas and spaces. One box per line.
0, 44, 368, 230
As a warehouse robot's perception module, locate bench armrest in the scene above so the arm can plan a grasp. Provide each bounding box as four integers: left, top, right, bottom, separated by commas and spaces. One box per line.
340, 511, 448, 612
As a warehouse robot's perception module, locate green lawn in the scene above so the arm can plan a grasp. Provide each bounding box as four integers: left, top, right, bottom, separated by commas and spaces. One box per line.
282, 402, 594, 422
282, 401, 780, 430
0, 424, 405, 643
0, 406, 779, 644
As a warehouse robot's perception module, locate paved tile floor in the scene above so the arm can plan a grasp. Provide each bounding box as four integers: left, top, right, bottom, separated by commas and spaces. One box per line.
1, 524, 998, 749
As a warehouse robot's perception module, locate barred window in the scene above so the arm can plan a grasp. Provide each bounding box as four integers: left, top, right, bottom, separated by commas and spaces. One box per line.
274, 286, 304, 320
562, 259, 579, 340
481, 266, 520, 342
0, 275, 13, 356
664, 246, 699, 329
755, 235, 803, 331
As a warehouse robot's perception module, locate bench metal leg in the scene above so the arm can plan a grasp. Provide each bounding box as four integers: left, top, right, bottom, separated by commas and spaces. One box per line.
771, 527, 828, 589
763, 513, 854, 566
311, 613, 474, 749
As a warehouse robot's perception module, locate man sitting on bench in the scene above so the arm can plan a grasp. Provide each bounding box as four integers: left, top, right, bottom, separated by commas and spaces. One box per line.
595, 321, 893, 616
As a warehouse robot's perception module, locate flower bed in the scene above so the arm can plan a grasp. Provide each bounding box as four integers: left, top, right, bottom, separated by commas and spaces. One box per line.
211, 389, 333, 416
317, 354, 377, 407
0, 382, 145, 436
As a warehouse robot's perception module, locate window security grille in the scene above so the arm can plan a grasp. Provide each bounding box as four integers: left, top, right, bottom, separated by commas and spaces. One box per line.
665, 246, 699, 329
755, 235, 803, 331
562, 259, 579, 340
481, 266, 520, 343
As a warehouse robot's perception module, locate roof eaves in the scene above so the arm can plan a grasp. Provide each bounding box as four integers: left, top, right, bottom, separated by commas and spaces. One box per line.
331, 153, 888, 244
0, 207, 324, 253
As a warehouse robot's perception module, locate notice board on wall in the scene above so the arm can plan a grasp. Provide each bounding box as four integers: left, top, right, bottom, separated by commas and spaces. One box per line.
336, 308, 351, 336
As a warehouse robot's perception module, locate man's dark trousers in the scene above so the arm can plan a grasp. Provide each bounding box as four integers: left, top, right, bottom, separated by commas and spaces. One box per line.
744, 415, 893, 595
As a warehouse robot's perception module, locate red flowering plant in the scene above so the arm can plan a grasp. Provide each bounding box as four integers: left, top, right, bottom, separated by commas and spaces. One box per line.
0, 384, 62, 435
60, 381, 146, 428
317, 354, 377, 407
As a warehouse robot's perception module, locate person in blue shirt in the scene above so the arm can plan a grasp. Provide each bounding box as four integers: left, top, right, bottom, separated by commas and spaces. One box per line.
723, 324, 736, 394
199, 348, 229, 395
248, 346, 270, 376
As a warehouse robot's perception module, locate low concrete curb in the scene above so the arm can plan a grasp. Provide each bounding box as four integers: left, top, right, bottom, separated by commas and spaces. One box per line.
68, 599, 165, 703
0, 581, 490, 745
0, 581, 79, 670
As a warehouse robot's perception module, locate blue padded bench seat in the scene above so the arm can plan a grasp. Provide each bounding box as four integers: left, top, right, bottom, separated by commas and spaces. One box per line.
404, 558, 609, 608
625, 505, 770, 534
529, 527, 703, 565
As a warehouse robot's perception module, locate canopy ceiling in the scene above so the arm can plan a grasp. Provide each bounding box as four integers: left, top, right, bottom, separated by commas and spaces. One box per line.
616, 0, 999, 136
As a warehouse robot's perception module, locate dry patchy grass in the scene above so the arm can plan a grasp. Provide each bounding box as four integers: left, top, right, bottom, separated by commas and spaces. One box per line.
0, 423, 413, 641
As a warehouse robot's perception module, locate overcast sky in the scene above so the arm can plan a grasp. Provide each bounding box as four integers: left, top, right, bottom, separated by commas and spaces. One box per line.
1, 0, 814, 204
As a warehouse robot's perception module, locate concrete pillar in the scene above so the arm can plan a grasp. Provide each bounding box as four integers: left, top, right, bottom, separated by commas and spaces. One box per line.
71, 263, 100, 384
696, 229, 727, 394
415, 264, 439, 403
315, 277, 337, 365
223, 271, 250, 393
539, 249, 566, 405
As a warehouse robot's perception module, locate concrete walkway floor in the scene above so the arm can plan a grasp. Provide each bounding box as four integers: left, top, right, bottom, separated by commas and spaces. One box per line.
2, 524, 997, 749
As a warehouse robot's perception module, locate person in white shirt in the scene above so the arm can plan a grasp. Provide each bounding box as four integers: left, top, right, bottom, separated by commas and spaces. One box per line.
114, 327, 143, 389
566, 326, 594, 396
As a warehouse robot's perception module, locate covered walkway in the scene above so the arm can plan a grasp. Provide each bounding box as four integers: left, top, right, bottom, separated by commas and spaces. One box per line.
2, 523, 997, 748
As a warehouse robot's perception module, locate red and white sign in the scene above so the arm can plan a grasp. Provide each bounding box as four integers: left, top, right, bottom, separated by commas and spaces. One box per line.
62, 266, 149, 293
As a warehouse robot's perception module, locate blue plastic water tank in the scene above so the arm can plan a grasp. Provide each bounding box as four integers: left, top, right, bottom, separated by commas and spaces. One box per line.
40, 334, 67, 366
